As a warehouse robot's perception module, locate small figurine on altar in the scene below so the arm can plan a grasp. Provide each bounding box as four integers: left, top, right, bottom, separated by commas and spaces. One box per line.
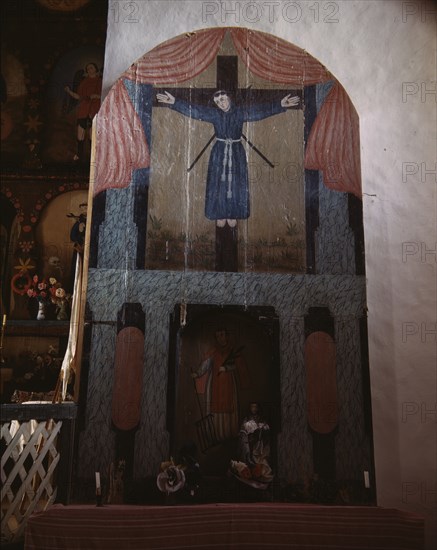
157, 445, 202, 500
68, 202, 87, 254
156, 458, 186, 495
230, 402, 274, 489
50, 285, 71, 320
67, 202, 87, 292
177, 442, 201, 498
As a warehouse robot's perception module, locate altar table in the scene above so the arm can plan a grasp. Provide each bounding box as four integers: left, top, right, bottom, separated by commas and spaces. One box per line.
24, 503, 424, 549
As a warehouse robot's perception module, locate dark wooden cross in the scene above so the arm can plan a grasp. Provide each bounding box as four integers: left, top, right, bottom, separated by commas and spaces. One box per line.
155, 55, 302, 272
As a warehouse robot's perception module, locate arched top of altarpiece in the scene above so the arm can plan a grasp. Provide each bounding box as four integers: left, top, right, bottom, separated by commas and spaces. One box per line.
92, 28, 361, 200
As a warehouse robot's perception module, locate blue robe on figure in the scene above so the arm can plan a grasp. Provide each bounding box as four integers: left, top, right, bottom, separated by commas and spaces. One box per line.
169, 99, 286, 220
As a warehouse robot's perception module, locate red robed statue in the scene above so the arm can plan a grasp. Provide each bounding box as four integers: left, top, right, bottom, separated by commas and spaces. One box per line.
192, 328, 250, 442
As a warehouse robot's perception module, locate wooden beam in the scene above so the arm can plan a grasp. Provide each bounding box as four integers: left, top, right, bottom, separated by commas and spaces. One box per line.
0, 402, 77, 422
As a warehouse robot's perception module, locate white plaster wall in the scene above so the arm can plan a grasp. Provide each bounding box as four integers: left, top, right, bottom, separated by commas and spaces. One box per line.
103, 1, 436, 547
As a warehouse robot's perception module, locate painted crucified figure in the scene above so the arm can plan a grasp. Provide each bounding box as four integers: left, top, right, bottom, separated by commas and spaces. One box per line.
157, 90, 299, 228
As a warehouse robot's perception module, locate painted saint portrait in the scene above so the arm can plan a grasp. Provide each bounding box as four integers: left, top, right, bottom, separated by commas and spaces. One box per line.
64, 62, 102, 162
191, 327, 250, 442
92, 28, 361, 276
156, 89, 299, 228
0, 52, 29, 163
44, 45, 103, 163
174, 310, 278, 474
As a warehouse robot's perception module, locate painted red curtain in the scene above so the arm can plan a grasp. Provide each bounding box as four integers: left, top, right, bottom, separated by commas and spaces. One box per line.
94, 28, 361, 199
93, 29, 226, 196
123, 29, 226, 84
93, 81, 150, 195
304, 82, 362, 198
230, 29, 361, 198
230, 28, 331, 86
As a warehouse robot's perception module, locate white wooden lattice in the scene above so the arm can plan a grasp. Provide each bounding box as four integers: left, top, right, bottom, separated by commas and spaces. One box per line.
1, 419, 62, 543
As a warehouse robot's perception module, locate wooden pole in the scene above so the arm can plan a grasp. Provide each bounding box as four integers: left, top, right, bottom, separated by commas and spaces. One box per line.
73, 121, 96, 402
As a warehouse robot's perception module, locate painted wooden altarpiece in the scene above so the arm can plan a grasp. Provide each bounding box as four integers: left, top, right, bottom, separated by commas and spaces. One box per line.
77, 28, 372, 499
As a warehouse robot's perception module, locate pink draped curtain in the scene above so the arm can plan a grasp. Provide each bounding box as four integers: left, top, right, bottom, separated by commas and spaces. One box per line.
93, 81, 150, 196
230, 29, 361, 198
93, 29, 226, 196
123, 29, 226, 84
93, 28, 361, 199
230, 28, 331, 86
304, 83, 361, 198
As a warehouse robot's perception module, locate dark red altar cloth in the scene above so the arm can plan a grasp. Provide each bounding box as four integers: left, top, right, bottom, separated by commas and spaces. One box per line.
24, 503, 424, 550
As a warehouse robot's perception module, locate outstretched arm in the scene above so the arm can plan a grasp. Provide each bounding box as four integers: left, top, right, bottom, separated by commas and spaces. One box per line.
157, 91, 216, 123
243, 95, 300, 122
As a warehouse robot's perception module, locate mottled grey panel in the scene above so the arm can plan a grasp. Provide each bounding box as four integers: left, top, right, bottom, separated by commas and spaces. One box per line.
97, 186, 138, 270
277, 315, 313, 483
335, 316, 371, 480
315, 81, 355, 276
81, 269, 367, 481
77, 324, 117, 478
134, 304, 171, 478
316, 180, 355, 275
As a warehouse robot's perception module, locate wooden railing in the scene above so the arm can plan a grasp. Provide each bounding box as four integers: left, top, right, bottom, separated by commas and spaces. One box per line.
1, 403, 77, 544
